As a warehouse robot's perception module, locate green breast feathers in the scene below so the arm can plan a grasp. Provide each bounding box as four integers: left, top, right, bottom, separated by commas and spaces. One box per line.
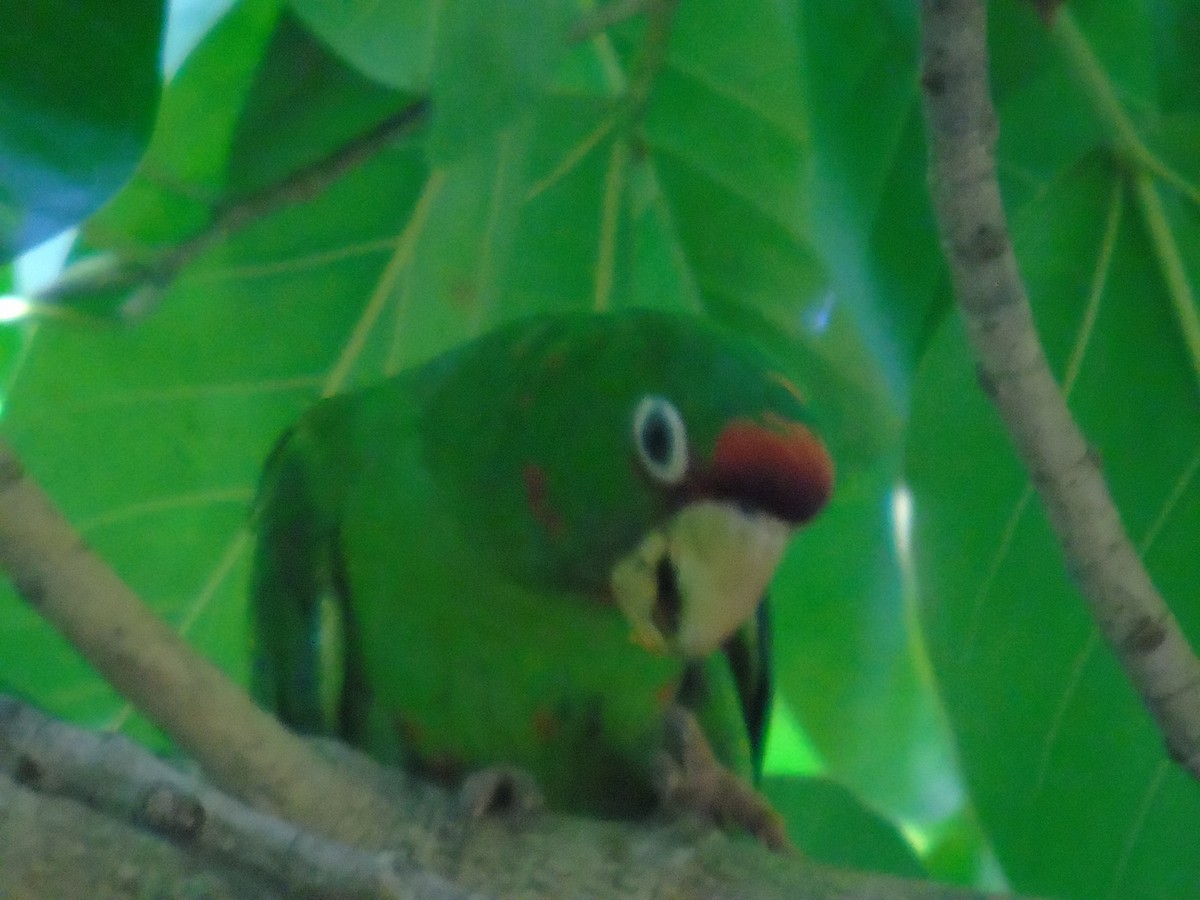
250, 309, 833, 825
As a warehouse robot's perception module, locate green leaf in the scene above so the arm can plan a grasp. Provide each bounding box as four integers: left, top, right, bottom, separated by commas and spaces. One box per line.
772, 455, 963, 828
1147, 1, 1200, 114
428, 0, 575, 162
55, 0, 284, 320
224, 12, 419, 198
0, 0, 164, 258
921, 808, 1005, 890
290, 0, 439, 90
764, 774, 925, 878
801, 4, 937, 398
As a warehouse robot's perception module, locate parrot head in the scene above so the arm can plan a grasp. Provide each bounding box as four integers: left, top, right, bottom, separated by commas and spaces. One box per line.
612, 395, 831, 658
422, 310, 834, 659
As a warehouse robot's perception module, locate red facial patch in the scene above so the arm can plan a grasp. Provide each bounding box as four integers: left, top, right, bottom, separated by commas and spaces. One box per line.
710, 418, 834, 524
522, 463, 566, 539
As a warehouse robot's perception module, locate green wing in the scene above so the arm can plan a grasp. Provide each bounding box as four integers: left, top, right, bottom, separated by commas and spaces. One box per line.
249, 393, 370, 741
250, 423, 332, 733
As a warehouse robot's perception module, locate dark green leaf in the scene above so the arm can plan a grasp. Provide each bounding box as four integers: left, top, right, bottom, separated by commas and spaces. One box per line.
291, 0, 438, 90
0, 0, 164, 257
224, 12, 419, 198
801, 4, 940, 395
764, 774, 925, 878
773, 456, 962, 827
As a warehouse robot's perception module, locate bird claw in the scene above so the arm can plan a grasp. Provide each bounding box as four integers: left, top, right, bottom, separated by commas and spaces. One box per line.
655, 706, 793, 853
457, 765, 545, 820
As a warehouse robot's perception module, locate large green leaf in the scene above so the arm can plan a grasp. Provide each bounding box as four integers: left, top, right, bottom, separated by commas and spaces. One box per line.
0, 0, 164, 258
224, 13, 417, 199
773, 456, 961, 826
909, 3, 1200, 895
54, 0, 284, 320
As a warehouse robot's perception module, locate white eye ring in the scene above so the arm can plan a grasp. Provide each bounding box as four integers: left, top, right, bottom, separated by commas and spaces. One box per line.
632, 395, 689, 485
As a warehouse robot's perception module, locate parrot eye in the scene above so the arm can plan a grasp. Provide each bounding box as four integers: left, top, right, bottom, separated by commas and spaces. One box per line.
632, 395, 688, 485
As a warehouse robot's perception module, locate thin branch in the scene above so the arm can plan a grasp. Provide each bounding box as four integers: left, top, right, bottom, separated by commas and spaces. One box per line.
592, 0, 677, 311
0, 696, 474, 900
919, 0, 1200, 776
31, 99, 431, 314
623, 0, 678, 117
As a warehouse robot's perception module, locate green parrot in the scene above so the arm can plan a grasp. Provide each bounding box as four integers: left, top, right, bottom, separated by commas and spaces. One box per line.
250, 309, 833, 843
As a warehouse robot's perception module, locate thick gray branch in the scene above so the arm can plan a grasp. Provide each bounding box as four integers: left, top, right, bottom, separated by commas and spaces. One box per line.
919, 0, 1200, 775
0, 696, 1022, 900
0, 696, 470, 899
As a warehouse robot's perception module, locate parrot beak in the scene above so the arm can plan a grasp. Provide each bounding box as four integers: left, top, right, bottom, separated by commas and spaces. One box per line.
611, 501, 791, 659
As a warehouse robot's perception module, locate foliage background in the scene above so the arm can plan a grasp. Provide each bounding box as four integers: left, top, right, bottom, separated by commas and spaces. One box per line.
2, 1, 1199, 897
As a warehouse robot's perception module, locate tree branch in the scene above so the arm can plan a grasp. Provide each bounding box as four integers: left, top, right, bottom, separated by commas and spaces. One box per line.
0, 696, 1023, 900
33, 98, 431, 317
918, 0, 1200, 776
0, 696, 473, 900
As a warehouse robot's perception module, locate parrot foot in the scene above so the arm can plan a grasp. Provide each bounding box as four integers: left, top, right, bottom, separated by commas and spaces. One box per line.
457, 765, 544, 820
655, 705, 794, 854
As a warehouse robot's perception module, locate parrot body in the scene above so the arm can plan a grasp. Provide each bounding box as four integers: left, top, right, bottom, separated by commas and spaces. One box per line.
251, 310, 832, 820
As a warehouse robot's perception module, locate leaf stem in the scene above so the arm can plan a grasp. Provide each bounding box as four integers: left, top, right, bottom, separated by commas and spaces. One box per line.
1052, 11, 1200, 207
1051, 11, 1200, 397
1131, 171, 1200, 397
325, 169, 447, 394
594, 140, 629, 312
31, 99, 432, 317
